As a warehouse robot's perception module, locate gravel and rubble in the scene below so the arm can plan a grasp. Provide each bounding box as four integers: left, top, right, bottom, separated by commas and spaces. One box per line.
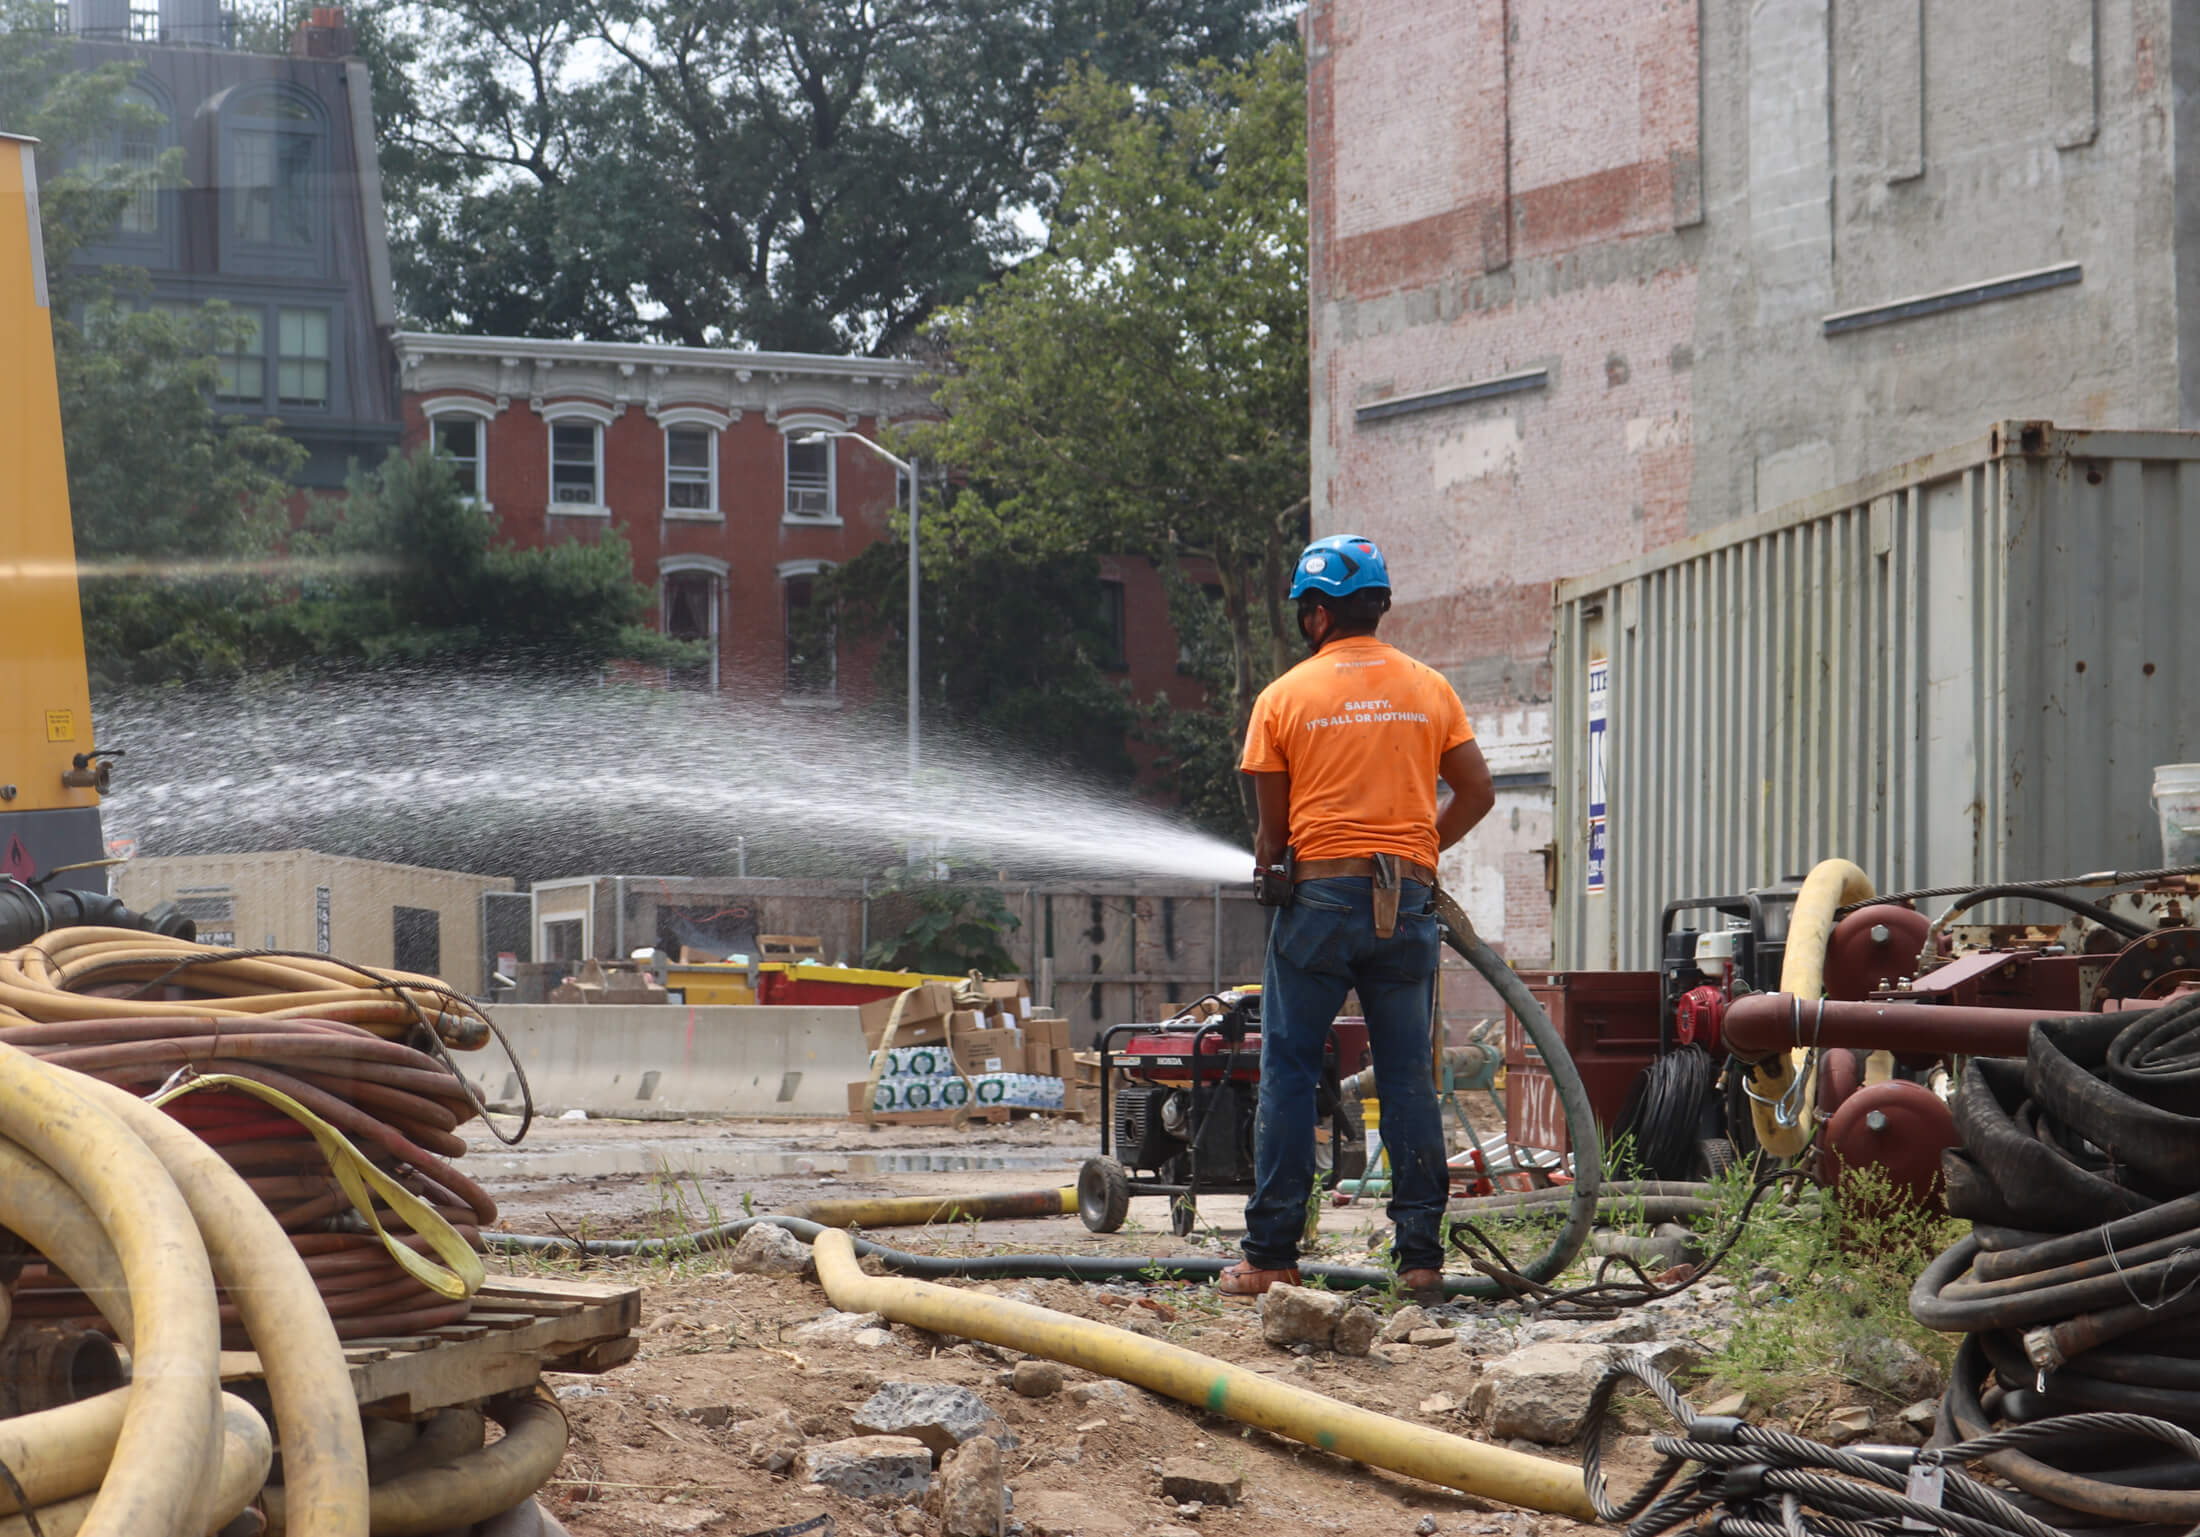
487, 1116, 1927, 1536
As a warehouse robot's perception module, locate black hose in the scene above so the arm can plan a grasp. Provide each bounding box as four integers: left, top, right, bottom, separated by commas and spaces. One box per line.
487, 1215, 1506, 1297
1929, 885, 2148, 940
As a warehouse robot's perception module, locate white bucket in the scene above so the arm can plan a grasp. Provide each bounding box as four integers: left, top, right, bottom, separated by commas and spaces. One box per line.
2152, 764, 2200, 867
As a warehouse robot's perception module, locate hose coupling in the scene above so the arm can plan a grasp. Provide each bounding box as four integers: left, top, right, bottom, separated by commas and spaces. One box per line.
0, 1323, 127, 1417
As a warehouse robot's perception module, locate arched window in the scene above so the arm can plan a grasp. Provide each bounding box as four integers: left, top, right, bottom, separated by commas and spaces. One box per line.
779, 559, 838, 700
661, 555, 728, 692
115, 84, 165, 236
219, 85, 325, 272
422, 399, 494, 504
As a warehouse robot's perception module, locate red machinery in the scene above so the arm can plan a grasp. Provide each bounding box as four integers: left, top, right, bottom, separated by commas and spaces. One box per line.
1076, 989, 1371, 1236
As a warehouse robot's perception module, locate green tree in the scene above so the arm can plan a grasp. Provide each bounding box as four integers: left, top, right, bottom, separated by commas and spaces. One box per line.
815, 492, 1138, 785
914, 43, 1309, 832
289, 447, 704, 670
352, 0, 1290, 352
864, 866, 1021, 977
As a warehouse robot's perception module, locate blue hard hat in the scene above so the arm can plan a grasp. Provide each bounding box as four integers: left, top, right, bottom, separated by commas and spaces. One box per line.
1289, 534, 1391, 600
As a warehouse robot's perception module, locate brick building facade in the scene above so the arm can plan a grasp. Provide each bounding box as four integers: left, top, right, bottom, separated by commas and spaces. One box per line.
1309, 0, 2182, 984
395, 334, 1194, 722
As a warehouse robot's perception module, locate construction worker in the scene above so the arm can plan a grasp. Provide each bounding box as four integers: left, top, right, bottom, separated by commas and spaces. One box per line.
1217, 534, 1494, 1301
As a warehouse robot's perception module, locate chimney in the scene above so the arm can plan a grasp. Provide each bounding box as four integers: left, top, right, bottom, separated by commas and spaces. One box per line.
290, 5, 353, 58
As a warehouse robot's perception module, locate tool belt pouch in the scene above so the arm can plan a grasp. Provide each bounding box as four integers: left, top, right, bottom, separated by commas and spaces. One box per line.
1371, 853, 1401, 939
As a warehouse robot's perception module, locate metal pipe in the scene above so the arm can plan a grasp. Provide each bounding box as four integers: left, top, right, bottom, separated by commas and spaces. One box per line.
1724, 992, 2048, 1063
908, 452, 921, 789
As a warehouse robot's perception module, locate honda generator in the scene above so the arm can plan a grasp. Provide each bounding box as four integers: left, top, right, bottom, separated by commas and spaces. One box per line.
1076, 989, 1371, 1236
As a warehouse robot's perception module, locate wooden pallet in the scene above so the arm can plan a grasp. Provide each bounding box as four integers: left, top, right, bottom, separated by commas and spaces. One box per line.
218, 1275, 641, 1418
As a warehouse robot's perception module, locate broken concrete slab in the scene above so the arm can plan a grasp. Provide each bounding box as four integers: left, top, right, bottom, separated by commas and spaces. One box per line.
1469, 1342, 1620, 1444
854, 1383, 1011, 1457
797, 1435, 933, 1500
1333, 1305, 1380, 1357
1260, 1284, 1346, 1349
1159, 1458, 1243, 1507
728, 1223, 814, 1278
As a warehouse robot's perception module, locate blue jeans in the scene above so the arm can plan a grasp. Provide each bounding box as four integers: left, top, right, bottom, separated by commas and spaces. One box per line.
1243, 877, 1447, 1273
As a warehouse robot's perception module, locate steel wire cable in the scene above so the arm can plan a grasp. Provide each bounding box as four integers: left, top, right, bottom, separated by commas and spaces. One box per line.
1835, 866, 2200, 916
1580, 1355, 2187, 1537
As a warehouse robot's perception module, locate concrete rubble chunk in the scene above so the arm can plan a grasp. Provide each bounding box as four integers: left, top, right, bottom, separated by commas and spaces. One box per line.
1333, 1304, 1380, 1357
1469, 1342, 1624, 1445
1701, 1392, 1750, 1419
1159, 1458, 1243, 1507
1407, 1328, 1460, 1349
1380, 1305, 1435, 1344
1838, 1335, 1942, 1403
1822, 1406, 1876, 1446
736, 1408, 807, 1473
1578, 1315, 1660, 1345
1899, 1399, 1941, 1435
792, 1309, 884, 1344
1260, 1284, 1346, 1349
1010, 1360, 1064, 1398
1017, 1488, 1135, 1536
728, 1223, 814, 1278
797, 1434, 933, 1500
926, 1433, 1008, 1537
854, 1382, 1013, 1456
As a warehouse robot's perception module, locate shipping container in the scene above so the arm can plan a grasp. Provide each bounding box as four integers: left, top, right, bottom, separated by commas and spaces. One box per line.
1553, 422, 2200, 971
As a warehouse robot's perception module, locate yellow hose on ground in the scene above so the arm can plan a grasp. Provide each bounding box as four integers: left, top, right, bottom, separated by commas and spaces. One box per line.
0, 1140, 134, 1343
0, 1394, 272, 1537
786, 1188, 1078, 1227
1748, 859, 1875, 1158
258, 1391, 568, 1537
73, 1075, 369, 1536
0, 1041, 223, 1537
809, 1229, 1594, 1518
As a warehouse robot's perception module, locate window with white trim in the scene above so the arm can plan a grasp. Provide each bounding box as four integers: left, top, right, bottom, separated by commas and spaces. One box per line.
785, 436, 834, 520
783, 568, 837, 697
665, 426, 715, 514
550, 421, 602, 507
663, 567, 721, 691
430, 414, 486, 502
114, 84, 164, 236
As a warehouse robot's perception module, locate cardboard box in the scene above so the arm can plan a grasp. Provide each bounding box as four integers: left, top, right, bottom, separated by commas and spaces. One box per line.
859, 982, 959, 1048
1026, 1016, 1068, 1052
952, 1028, 1025, 1077
980, 980, 1032, 1021
1050, 1045, 1081, 1080
847, 1079, 874, 1118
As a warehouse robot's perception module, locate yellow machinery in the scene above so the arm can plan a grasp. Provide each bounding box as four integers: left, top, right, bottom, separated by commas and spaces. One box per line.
664, 959, 960, 1006
0, 134, 189, 948
0, 134, 108, 893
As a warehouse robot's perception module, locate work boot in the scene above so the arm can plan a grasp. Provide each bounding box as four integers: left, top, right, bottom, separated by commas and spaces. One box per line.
1397, 1268, 1447, 1306
1216, 1261, 1300, 1296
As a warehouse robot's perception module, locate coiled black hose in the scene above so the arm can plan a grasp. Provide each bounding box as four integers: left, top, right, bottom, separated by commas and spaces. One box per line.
1610, 1046, 1715, 1181
1918, 997, 2200, 1524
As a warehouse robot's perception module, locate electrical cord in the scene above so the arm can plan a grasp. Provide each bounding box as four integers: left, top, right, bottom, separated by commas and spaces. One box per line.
1447, 1167, 1808, 1317
1610, 1046, 1717, 1180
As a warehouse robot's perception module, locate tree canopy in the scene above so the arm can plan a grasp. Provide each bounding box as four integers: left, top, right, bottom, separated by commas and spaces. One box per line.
355, 0, 1291, 352
910, 41, 1309, 832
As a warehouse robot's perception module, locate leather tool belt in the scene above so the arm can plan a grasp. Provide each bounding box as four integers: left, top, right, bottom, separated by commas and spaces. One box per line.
1292, 855, 1439, 939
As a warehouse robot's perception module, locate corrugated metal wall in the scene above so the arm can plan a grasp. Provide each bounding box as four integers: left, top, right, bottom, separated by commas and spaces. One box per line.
1553, 423, 2200, 970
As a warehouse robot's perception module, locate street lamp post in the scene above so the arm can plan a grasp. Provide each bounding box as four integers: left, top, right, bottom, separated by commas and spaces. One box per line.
794, 429, 919, 790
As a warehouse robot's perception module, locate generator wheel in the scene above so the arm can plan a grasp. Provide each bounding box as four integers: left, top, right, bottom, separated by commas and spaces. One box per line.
1170, 1194, 1198, 1238
1078, 1157, 1131, 1234
1699, 1137, 1738, 1179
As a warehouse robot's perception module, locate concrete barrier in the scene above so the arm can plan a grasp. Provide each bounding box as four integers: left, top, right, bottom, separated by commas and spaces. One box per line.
477, 1004, 870, 1119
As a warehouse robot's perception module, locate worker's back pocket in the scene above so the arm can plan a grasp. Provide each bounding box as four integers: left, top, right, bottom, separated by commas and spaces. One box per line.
1274, 890, 1356, 976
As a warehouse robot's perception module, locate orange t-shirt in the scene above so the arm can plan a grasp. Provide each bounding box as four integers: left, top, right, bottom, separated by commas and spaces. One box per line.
1238, 635, 1474, 868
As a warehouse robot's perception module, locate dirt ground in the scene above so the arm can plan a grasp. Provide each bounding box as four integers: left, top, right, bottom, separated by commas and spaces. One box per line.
476, 1115, 1658, 1537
